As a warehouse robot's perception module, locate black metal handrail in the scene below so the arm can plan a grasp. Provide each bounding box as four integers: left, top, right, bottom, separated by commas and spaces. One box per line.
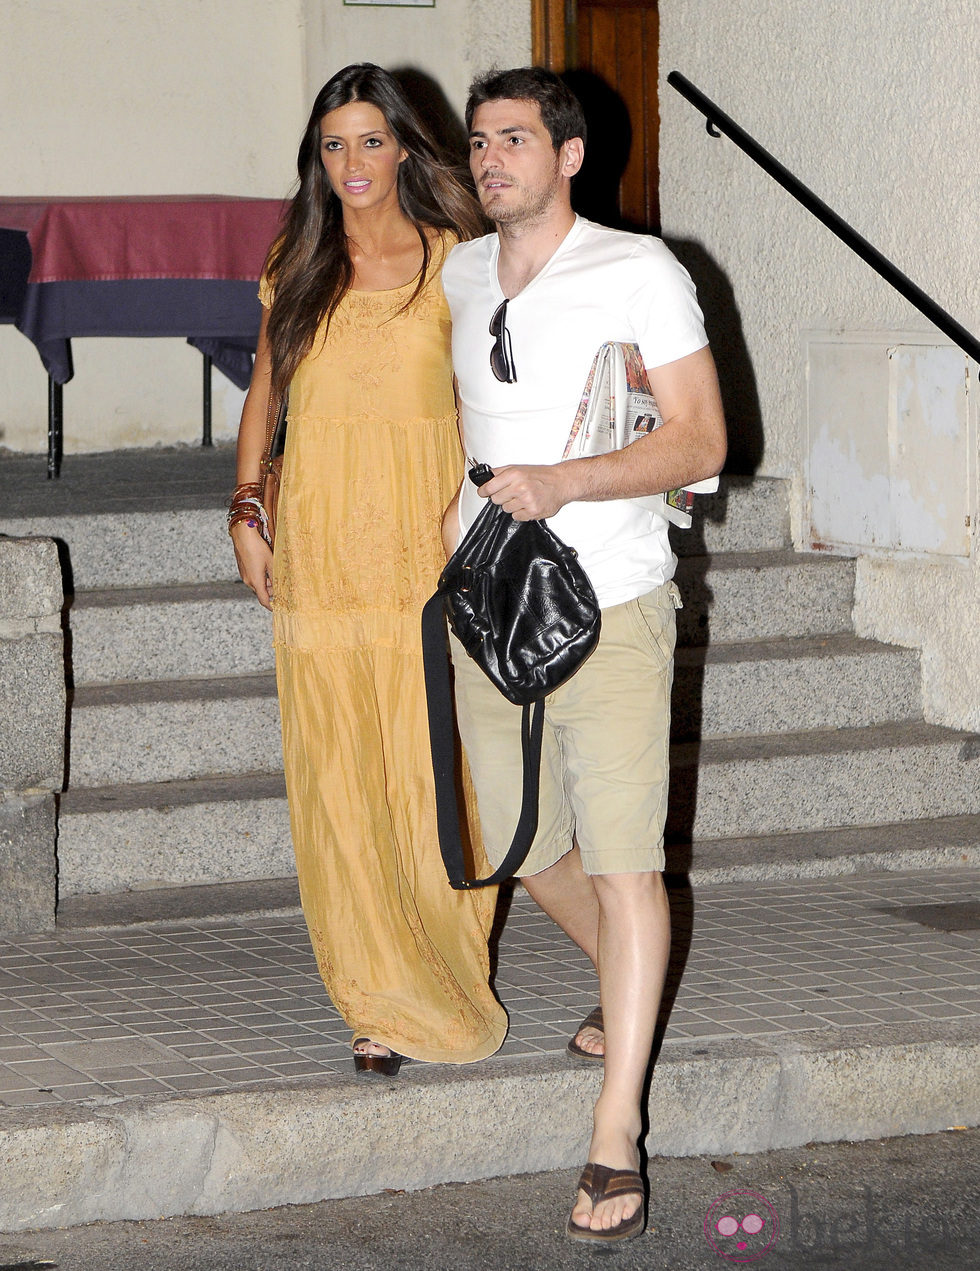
667, 71, 980, 367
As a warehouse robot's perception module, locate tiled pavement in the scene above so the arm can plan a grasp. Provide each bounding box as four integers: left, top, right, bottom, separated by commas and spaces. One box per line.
0, 868, 977, 1110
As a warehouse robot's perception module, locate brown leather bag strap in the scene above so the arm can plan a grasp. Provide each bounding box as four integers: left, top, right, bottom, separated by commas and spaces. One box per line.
261, 385, 288, 475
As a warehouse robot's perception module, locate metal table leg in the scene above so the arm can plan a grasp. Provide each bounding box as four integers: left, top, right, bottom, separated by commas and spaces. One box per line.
202, 352, 213, 447
47, 375, 63, 480
45, 347, 213, 476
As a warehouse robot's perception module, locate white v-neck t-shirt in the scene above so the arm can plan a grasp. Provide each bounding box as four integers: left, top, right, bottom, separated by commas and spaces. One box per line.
442, 216, 708, 608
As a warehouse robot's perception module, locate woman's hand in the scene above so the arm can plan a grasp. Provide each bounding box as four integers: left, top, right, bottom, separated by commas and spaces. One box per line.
230, 521, 274, 610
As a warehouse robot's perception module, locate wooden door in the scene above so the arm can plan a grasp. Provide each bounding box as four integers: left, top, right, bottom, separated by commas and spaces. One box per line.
533, 0, 660, 231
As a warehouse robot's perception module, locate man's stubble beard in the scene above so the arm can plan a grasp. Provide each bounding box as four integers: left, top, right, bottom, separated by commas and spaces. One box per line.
479, 163, 563, 233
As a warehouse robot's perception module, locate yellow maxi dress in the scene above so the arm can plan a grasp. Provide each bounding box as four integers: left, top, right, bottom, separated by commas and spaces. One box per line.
266, 234, 507, 1063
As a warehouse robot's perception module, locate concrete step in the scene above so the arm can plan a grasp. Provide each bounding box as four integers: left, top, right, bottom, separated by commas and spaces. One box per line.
66, 551, 855, 686
670, 811, 980, 882
0, 443, 238, 590
3, 1019, 977, 1232
672, 634, 921, 739
69, 673, 281, 786
57, 773, 292, 897
66, 637, 918, 788
68, 582, 273, 685
0, 473, 791, 591
0, 508, 240, 591
668, 720, 980, 841
1, 868, 977, 1231
670, 474, 791, 557
54, 811, 980, 925
673, 550, 855, 645
59, 722, 980, 898
57, 875, 303, 928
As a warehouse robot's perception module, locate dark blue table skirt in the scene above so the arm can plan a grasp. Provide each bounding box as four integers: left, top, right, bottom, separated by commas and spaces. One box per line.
13, 276, 262, 389
0, 228, 31, 323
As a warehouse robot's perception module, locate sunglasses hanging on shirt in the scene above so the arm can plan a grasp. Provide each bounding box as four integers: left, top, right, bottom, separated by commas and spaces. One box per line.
489, 299, 517, 383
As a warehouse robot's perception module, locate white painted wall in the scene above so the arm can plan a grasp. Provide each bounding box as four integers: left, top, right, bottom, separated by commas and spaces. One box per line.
0, 1, 306, 197
659, 0, 980, 730
0, 0, 306, 456
0, 0, 529, 458
302, 0, 530, 120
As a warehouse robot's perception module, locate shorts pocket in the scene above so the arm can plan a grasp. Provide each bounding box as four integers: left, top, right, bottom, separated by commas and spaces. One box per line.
628, 586, 677, 672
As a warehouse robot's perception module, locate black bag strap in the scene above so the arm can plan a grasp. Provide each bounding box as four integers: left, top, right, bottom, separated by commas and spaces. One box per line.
421, 591, 545, 890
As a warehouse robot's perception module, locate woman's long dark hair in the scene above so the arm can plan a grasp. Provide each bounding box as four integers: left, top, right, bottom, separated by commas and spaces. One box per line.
265, 63, 483, 392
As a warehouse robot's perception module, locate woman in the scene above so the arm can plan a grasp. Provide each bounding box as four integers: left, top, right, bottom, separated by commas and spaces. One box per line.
229, 64, 506, 1074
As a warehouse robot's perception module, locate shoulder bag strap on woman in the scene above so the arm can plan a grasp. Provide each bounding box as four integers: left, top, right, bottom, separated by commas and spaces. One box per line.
261, 384, 288, 477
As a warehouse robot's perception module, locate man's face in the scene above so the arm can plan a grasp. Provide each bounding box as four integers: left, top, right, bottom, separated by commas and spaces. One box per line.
468, 98, 568, 228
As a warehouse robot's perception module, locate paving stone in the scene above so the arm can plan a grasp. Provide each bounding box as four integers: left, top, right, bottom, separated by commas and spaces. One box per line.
0, 537, 63, 624
0, 633, 65, 789
0, 794, 56, 934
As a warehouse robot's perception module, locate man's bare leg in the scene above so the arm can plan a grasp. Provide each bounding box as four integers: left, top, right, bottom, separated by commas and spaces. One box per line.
576, 870, 670, 1233
522, 852, 671, 1231
521, 846, 605, 1056
521, 844, 600, 963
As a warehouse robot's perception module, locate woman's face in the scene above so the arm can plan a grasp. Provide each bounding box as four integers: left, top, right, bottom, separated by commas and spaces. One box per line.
318, 100, 407, 215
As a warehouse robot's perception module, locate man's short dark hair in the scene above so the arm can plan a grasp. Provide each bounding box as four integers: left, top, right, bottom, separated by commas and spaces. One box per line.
465, 66, 587, 150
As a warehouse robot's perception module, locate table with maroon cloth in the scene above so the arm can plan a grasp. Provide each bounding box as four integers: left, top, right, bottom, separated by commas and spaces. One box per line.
0, 196, 287, 476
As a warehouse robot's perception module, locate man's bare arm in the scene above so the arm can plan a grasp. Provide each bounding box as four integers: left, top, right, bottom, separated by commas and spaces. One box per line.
441, 374, 466, 560
442, 482, 463, 559
480, 345, 726, 522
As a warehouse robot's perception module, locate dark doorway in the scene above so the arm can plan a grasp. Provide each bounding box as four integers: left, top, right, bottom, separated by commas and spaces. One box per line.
533, 0, 660, 230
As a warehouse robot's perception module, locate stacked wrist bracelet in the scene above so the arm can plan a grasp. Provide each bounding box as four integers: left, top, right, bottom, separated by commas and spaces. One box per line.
227, 482, 271, 540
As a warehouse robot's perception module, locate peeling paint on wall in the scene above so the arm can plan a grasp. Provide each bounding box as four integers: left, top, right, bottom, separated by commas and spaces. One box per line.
806, 334, 973, 558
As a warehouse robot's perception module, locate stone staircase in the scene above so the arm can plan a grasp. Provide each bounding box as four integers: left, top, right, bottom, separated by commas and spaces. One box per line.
5, 464, 980, 901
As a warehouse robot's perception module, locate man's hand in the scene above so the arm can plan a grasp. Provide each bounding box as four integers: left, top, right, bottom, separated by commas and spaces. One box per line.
478, 462, 582, 521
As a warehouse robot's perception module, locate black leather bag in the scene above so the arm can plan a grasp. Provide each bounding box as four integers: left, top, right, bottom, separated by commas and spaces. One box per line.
421, 465, 600, 889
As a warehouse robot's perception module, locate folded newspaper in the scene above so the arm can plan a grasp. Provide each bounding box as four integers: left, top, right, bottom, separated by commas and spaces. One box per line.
563, 341, 718, 529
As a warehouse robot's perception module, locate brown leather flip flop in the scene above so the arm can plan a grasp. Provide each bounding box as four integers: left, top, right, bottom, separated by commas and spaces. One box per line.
566, 1161, 646, 1243
566, 1005, 604, 1062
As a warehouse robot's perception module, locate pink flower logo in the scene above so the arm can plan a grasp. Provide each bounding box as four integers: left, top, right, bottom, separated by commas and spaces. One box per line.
704, 1189, 780, 1262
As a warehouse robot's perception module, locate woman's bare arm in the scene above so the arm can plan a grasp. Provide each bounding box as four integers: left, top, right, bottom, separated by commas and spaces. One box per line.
229, 308, 276, 610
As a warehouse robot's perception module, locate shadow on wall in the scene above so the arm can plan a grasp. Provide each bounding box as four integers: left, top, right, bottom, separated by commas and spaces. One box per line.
561, 68, 764, 475
557, 70, 766, 868
562, 69, 636, 232
666, 238, 763, 476
390, 66, 470, 166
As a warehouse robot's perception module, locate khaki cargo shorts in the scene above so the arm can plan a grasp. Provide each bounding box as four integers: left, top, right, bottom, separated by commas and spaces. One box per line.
450, 582, 680, 877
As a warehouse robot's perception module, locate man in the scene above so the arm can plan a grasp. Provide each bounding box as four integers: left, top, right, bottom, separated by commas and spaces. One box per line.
441, 67, 726, 1243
